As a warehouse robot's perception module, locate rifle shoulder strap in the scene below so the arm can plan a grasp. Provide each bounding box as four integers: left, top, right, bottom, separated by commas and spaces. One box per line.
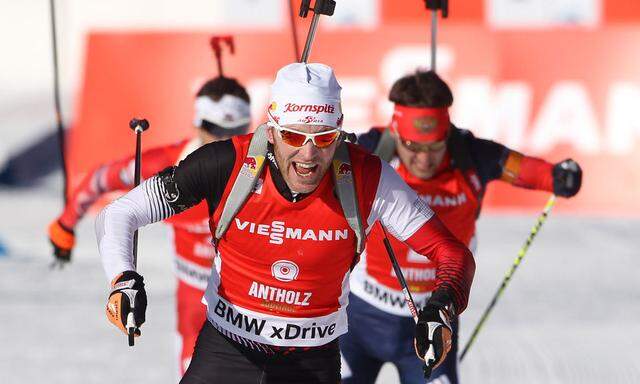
215, 124, 269, 240
215, 128, 365, 255
373, 128, 396, 163
332, 139, 365, 254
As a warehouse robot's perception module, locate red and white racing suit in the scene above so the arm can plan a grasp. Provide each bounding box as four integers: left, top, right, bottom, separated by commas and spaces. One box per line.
96, 133, 475, 351
351, 154, 482, 315
351, 138, 555, 317
59, 138, 211, 374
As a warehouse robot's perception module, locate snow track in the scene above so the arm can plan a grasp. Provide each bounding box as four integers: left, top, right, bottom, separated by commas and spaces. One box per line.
1, 188, 638, 383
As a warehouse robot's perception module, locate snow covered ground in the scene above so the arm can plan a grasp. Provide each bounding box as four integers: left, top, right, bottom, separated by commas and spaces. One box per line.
1, 185, 639, 384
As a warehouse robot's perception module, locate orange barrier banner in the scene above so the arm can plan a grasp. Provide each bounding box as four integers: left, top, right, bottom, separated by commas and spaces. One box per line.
68, 25, 640, 215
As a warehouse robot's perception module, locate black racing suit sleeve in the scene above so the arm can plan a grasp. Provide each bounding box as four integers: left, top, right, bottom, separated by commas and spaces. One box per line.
465, 131, 510, 187
160, 140, 236, 216
356, 129, 383, 153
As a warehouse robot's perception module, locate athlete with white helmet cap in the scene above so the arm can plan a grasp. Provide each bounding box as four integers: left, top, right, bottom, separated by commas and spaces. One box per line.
96, 62, 475, 383
49, 75, 251, 376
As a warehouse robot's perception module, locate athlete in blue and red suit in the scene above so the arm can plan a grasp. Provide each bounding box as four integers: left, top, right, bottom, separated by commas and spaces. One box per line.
340, 71, 582, 384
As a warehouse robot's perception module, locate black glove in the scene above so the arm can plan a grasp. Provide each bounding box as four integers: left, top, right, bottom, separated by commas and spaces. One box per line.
48, 219, 75, 263
552, 159, 582, 198
106, 271, 147, 339
415, 289, 454, 378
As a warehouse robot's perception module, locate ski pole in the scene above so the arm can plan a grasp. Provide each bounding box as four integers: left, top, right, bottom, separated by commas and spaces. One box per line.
288, 0, 301, 61
298, 0, 336, 63
49, 0, 69, 206
209, 36, 234, 77
126, 117, 149, 346
459, 194, 557, 361
48, 0, 70, 271
424, 0, 449, 71
378, 222, 433, 379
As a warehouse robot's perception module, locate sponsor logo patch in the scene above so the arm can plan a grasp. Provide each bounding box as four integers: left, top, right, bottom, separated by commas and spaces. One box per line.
284, 103, 336, 114
413, 116, 438, 133
333, 160, 353, 184
363, 279, 430, 309
248, 280, 311, 306
300, 115, 323, 124
271, 260, 299, 282
420, 192, 468, 207
213, 298, 337, 340
240, 156, 264, 178
234, 218, 349, 245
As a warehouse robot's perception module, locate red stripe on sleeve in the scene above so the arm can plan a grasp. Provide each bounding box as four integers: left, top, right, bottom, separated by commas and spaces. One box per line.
403, 215, 475, 313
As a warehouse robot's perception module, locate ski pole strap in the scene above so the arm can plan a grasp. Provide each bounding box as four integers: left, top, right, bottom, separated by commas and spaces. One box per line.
215, 124, 269, 241
459, 194, 556, 361
373, 128, 396, 163
331, 137, 365, 254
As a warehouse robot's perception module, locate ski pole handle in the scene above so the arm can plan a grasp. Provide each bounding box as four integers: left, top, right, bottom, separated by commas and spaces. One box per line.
298, 0, 336, 63
425, 0, 449, 17
129, 118, 148, 188
129, 118, 149, 133
209, 36, 235, 77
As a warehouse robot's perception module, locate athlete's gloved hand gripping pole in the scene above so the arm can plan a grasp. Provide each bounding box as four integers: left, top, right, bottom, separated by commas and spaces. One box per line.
552, 158, 582, 198
48, 220, 75, 264
105, 118, 149, 347
379, 223, 454, 379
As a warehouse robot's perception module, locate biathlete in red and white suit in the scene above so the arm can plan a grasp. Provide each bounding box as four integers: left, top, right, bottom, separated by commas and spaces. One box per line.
48, 77, 251, 375
95, 63, 476, 384
341, 71, 583, 384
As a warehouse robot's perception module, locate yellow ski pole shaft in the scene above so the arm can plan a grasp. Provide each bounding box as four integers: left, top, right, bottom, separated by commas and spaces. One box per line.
459, 194, 557, 362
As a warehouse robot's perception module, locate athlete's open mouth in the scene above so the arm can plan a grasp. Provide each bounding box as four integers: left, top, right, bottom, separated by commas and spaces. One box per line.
293, 162, 318, 178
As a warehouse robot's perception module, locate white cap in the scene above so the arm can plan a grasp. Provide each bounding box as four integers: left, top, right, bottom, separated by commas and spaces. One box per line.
268, 63, 343, 129
193, 94, 251, 129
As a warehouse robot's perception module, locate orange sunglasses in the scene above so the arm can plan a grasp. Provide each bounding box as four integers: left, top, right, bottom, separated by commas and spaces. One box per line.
267, 111, 340, 148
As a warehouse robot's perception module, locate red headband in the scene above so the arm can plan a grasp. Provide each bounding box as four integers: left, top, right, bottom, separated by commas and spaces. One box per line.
390, 105, 450, 142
